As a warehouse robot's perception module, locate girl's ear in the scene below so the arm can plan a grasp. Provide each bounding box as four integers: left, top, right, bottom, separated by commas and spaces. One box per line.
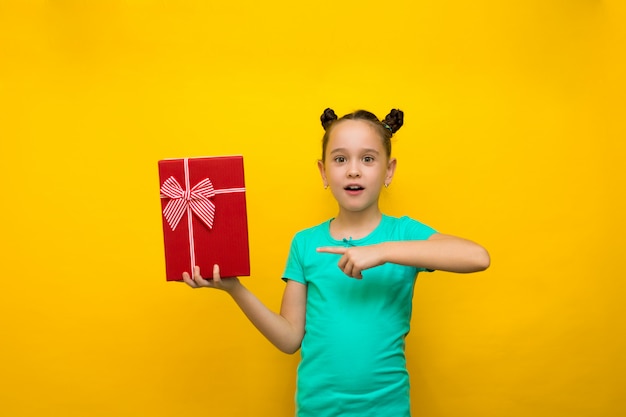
317, 160, 328, 188
385, 157, 397, 186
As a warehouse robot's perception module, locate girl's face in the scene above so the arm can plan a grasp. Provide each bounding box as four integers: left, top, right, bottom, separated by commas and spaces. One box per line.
318, 120, 396, 215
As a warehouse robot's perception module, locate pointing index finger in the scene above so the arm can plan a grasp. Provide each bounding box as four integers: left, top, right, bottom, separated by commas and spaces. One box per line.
316, 246, 347, 254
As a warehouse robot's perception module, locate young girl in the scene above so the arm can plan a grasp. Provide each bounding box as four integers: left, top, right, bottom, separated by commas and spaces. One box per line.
182, 108, 490, 417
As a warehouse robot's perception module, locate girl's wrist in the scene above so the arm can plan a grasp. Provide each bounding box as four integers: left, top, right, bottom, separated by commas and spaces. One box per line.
225, 278, 245, 297
377, 241, 391, 266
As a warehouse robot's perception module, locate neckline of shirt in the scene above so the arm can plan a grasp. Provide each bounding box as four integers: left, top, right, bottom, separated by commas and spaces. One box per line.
324, 214, 389, 246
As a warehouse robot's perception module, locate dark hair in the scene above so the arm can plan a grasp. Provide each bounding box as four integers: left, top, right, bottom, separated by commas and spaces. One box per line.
320, 108, 404, 161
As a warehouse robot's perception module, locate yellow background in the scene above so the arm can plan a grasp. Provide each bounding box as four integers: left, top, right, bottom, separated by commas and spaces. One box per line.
1, 1, 624, 416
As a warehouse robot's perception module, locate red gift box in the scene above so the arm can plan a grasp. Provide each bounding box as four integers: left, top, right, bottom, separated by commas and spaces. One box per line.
158, 156, 250, 281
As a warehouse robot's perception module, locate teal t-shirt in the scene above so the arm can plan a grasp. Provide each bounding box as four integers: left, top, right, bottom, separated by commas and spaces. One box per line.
282, 214, 437, 417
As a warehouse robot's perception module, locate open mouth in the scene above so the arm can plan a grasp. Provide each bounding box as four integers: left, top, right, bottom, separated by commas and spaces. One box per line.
344, 185, 364, 191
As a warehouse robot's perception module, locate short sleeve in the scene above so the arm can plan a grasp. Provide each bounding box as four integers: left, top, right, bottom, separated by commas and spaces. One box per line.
399, 216, 437, 272
399, 216, 437, 240
282, 234, 307, 284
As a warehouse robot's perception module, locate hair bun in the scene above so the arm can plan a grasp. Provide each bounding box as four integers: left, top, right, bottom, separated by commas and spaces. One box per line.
383, 109, 404, 134
320, 108, 338, 130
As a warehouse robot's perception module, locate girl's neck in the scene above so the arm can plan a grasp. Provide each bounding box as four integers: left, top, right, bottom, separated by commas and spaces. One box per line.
330, 208, 383, 240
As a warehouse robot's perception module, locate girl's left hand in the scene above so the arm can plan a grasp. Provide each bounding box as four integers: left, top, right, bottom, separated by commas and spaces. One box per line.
316, 245, 384, 279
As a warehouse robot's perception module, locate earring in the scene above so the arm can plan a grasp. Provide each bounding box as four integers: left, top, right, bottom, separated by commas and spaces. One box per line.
384, 183, 389, 188
324, 184, 328, 189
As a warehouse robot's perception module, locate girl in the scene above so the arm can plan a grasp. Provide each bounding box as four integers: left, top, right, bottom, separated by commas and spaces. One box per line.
182, 108, 490, 417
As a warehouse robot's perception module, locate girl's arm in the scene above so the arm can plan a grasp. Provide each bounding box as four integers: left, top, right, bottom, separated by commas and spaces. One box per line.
182, 265, 307, 354
383, 233, 490, 273
317, 233, 490, 279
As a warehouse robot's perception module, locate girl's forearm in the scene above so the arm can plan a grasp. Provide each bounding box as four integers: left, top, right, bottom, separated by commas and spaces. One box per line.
381, 236, 490, 273
226, 282, 305, 354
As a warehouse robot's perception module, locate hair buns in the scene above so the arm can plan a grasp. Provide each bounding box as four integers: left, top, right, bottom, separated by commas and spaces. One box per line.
382, 109, 404, 134
320, 108, 338, 131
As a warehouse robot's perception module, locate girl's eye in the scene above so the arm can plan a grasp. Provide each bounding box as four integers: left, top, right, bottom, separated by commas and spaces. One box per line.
363, 156, 375, 163
334, 156, 346, 163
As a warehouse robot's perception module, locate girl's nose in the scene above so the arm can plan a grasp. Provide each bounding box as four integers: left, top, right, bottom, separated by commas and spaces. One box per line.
347, 164, 361, 177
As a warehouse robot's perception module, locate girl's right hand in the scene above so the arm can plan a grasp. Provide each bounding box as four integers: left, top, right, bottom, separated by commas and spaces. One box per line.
182, 265, 240, 292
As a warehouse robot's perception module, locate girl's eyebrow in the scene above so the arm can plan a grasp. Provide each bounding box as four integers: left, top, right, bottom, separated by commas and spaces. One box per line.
329, 148, 380, 155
